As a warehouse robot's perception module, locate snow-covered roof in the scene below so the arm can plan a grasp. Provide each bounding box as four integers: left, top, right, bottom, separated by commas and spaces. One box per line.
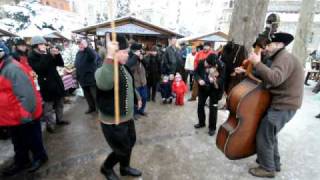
178, 31, 228, 42
96, 24, 161, 36
18, 25, 70, 40
73, 16, 184, 38
0, 27, 18, 37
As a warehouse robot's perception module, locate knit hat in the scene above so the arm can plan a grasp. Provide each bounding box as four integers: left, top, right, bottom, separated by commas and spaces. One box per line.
130, 43, 142, 51
15, 38, 27, 46
116, 34, 129, 50
163, 75, 169, 82
31, 36, 47, 46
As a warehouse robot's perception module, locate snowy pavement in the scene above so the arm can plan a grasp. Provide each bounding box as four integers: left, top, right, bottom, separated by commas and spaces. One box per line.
0, 82, 319, 180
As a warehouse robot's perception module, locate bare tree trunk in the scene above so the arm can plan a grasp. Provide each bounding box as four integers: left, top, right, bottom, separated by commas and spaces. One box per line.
228, 0, 270, 51
292, 0, 316, 64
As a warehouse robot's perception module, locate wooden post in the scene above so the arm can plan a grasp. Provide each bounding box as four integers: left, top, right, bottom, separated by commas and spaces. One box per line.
108, 0, 120, 125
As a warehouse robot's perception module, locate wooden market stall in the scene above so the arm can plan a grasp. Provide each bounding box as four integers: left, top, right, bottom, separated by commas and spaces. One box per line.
178, 31, 228, 49
72, 16, 184, 50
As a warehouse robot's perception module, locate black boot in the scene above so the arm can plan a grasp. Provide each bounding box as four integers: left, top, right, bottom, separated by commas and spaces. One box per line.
28, 156, 48, 173
208, 105, 218, 136
56, 120, 70, 126
194, 124, 205, 129
316, 114, 320, 119
208, 129, 216, 136
1, 163, 31, 177
100, 166, 120, 180
120, 167, 142, 177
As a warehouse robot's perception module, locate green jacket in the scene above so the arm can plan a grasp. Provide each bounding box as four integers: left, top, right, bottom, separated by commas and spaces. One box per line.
95, 62, 140, 124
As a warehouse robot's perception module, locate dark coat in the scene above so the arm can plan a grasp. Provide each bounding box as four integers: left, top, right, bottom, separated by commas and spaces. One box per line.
74, 47, 97, 87
194, 60, 225, 100
28, 50, 65, 102
144, 54, 161, 86
161, 46, 182, 75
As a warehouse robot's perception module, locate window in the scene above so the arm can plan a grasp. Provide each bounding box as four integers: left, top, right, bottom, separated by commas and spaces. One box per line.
229, 0, 234, 8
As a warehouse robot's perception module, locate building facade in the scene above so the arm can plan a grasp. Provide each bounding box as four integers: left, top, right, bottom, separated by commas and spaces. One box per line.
40, 0, 71, 11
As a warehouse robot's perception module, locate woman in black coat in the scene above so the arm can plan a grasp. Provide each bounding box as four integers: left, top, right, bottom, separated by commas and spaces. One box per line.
28, 36, 68, 133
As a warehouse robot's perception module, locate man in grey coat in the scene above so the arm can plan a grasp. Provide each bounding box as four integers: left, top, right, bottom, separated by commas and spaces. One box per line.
236, 32, 304, 178
162, 36, 182, 79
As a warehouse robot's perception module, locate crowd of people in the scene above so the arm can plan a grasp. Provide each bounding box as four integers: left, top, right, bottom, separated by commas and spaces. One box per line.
0, 34, 224, 178
0, 30, 316, 179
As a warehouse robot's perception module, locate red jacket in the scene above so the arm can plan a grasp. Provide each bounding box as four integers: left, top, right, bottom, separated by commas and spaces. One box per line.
172, 80, 188, 95
194, 50, 215, 70
0, 57, 42, 126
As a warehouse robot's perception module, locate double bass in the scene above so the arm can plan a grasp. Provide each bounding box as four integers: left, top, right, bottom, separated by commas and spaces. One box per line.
216, 14, 280, 160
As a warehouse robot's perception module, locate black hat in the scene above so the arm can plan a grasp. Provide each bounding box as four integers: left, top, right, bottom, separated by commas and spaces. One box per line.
15, 38, 27, 46
197, 45, 204, 51
204, 42, 212, 47
116, 34, 129, 50
270, 32, 294, 46
205, 53, 218, 66
130, 43, 142, 51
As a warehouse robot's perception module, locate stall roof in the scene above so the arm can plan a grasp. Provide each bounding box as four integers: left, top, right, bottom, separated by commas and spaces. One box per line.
179, 31, 228, 42
72, 16, 184, 38
0, 27, 18, 37
18, 26, 70, 40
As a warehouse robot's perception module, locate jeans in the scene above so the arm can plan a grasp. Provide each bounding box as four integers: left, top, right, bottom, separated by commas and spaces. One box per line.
135, 86, 148, 114
256, 108, 296, 171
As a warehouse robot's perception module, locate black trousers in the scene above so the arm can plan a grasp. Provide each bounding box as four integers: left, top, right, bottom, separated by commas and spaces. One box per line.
187, 71, 194, 90
10, 121, 48, 166
82, 86, 96, 111
197, 89, 218, 130
101, 120, 136, 169
147, 83, 158, 101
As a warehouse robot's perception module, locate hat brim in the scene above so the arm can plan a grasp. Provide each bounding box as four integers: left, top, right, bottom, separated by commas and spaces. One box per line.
271, 32, 294, 46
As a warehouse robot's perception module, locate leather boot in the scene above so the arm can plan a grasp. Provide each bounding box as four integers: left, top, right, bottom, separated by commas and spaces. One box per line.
120, 167, 142, 177
100, 167, 120, 180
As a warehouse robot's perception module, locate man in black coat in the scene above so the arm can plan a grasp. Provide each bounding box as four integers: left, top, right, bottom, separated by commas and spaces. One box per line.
194, 54, 225, 136
145, 46, 161, 102
75, 39, 98, 114
28, 36, 69, 133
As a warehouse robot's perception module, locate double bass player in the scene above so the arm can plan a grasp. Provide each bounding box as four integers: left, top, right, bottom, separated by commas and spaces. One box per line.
235, 32, 304, 178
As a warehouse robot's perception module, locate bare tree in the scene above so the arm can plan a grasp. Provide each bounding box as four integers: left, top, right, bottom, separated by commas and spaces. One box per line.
228, 0, 270, 51
292, 0, 316, 64
116, 0, 130, 18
